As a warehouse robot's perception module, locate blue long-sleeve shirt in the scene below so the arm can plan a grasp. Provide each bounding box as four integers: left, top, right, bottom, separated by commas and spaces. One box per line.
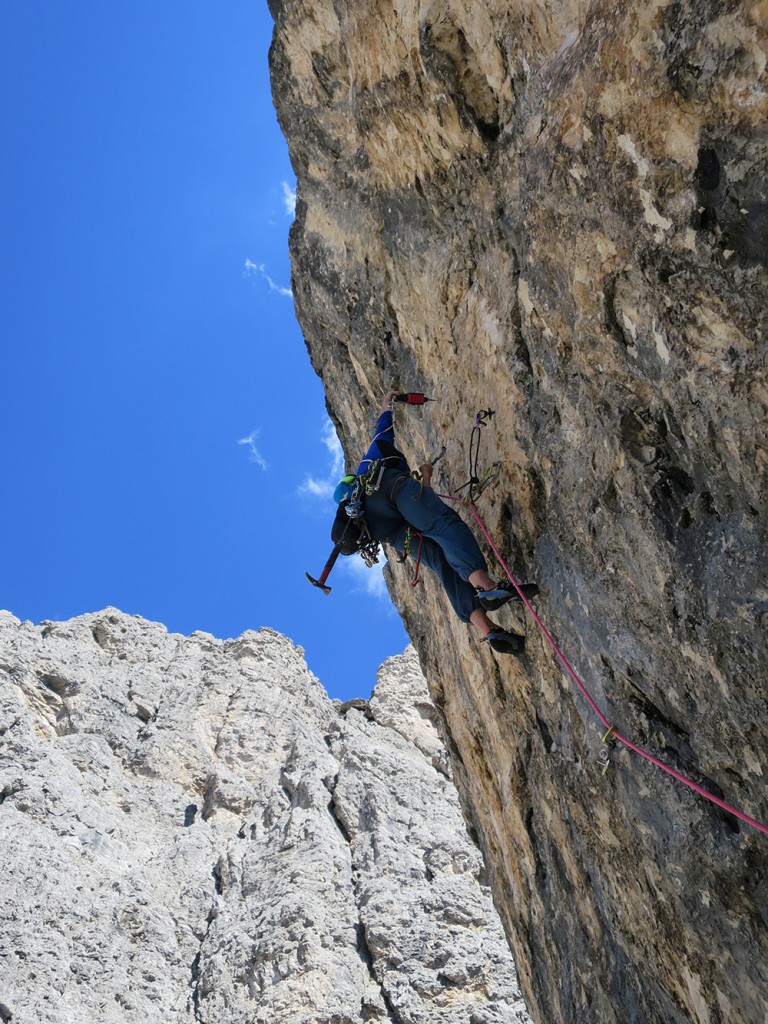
356, 410, 410, 477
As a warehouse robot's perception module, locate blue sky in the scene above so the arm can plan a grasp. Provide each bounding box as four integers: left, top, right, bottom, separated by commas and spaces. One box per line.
1, 2, 408, 701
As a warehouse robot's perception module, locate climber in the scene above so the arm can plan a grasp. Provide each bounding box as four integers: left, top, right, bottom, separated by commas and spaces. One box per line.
332, 389, 538, 654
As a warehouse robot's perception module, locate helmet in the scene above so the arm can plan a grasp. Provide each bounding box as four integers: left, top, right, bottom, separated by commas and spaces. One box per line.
333, 475, 356, 504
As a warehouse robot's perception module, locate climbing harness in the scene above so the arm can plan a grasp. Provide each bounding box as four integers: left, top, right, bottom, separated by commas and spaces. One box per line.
342, 464, 381, 522
344, 473, 381, 567
442, 411, 768, 838
307, 465, 384, 593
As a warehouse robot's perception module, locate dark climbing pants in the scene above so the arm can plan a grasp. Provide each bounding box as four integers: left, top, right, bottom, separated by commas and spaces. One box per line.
363, 469, 487, 623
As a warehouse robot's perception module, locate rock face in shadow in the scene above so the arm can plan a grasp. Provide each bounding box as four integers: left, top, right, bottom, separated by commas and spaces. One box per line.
0, 609, 529, 1024
268, 3, 768, 1022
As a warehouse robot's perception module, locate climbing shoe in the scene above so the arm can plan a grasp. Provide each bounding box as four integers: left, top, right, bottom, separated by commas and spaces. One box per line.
477, 581, 538, 612
482, 629, 525, 655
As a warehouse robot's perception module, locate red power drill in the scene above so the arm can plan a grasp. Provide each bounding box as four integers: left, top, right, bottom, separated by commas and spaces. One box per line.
393, 393, 433, 405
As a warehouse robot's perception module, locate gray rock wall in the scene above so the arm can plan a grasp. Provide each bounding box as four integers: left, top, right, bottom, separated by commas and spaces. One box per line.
0, 609, 528, 1024
267, 2, 768, 1022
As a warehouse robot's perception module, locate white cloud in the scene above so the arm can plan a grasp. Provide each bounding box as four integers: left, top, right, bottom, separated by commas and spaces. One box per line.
244, 258, 292, 298
321, 418, 344, 477
282, 180, 296, 217
297, 417, 346, 509
339, 553, 391, 603
298, 475, 334, 500
237, 430, 268, 470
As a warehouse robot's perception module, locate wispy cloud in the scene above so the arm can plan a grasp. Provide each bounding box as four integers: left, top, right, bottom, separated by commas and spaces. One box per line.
339, 555, 393, 605
298, 417, 346, 508
282, 180, 296, 217
244, 258, 292, 298
238, 429, 268, 471
321, 418, 344, 476
298, 475, 334, 501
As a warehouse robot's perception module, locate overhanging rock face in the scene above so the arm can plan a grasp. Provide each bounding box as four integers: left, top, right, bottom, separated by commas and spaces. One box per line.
268, 2, 768, 1022
0, 609, 529, 1024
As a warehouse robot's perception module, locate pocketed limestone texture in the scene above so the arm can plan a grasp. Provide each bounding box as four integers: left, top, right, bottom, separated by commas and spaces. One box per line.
268, 2, 768, 1022
0, 609, 528, 1024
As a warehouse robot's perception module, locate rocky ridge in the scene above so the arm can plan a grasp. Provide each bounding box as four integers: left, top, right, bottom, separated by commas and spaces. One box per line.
0, 608, 529, 1024
268, 2, 768, 1023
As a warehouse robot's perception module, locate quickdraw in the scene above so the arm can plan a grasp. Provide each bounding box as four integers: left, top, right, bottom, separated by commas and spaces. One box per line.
597, 726, 618, 775
462, 460, 502, 502
359, 534, 381, 568
359, 459, 387, 496
456, 409, 501, 502
401, 526, 424, 587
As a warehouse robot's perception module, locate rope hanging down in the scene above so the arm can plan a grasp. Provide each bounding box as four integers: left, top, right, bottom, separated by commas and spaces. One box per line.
443, 413, 768, 838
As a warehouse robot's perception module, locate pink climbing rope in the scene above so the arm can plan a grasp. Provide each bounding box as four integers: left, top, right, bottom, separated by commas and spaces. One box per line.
442, 491, 768, 837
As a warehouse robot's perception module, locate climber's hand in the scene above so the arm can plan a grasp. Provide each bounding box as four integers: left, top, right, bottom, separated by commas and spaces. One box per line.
380, 388, 398, 413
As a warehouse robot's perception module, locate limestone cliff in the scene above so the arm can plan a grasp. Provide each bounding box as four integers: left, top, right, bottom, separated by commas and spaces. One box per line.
268, 2, 768, 1023
0, 609, 528, 1024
